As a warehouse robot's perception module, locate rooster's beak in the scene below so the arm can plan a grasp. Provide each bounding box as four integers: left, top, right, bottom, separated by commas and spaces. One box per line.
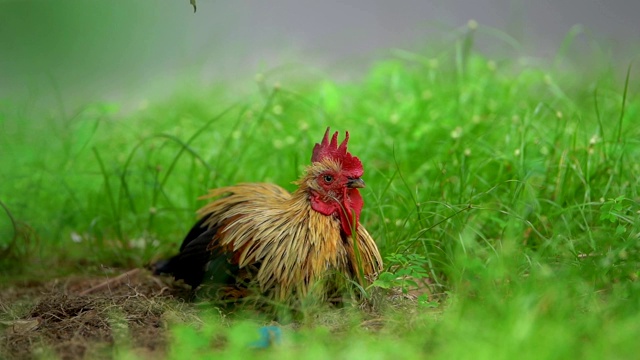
347, 178, 365, 189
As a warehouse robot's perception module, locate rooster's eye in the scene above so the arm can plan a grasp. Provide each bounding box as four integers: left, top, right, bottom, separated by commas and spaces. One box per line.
323, 175, 334, 183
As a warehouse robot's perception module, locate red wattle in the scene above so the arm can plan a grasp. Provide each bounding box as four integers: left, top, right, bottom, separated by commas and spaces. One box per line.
310, 189, 363, 236
310, 193, 338, 216
339, 188, 363, 236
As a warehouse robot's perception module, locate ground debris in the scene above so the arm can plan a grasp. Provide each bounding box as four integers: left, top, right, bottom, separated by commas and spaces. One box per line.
0, 268, 433, 359
0, 269, 188, 360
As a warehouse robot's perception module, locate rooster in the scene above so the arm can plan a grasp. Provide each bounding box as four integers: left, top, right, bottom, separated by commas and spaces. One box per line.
154, 128, 383, 302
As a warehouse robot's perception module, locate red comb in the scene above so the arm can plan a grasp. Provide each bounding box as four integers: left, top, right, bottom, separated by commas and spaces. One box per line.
311, 128, 363, 177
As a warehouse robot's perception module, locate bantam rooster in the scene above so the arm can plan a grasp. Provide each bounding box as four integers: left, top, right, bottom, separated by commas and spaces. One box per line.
154, 128, 383, 302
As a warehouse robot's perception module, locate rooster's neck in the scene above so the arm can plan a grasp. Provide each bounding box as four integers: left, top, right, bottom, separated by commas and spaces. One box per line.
291, 182, 361, 236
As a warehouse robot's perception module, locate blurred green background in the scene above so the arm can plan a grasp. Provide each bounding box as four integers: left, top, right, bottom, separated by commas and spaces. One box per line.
2, 0, 639, 111
1, 1, 640, 358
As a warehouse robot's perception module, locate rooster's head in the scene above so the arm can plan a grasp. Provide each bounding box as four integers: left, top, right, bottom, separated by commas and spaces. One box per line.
302, 127, 365, 236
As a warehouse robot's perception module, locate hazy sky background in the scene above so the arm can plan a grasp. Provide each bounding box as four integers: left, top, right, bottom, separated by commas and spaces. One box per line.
1, 0, 638, 110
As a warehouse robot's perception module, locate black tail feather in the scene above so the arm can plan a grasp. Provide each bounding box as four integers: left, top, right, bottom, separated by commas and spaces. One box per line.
179, 216, 209, 251
153, 219, 220, 288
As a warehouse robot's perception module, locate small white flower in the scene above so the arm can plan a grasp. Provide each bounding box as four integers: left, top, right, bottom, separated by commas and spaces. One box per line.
129, 238, 145, 249
451, 126, 463, 139
70, 232, 83, 243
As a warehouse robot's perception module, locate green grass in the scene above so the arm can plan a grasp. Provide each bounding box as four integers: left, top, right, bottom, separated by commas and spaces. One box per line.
2, 25, 640, 358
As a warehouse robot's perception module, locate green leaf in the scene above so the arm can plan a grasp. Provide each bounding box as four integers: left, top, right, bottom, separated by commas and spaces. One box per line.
371, 272, 397, 289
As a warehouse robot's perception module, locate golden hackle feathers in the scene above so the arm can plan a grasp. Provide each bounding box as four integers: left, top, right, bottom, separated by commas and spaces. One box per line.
196, 178, 383, 301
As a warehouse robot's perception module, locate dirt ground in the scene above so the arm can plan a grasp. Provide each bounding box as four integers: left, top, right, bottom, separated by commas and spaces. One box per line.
0, 269, 195, 360
0, 268, 432, 359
